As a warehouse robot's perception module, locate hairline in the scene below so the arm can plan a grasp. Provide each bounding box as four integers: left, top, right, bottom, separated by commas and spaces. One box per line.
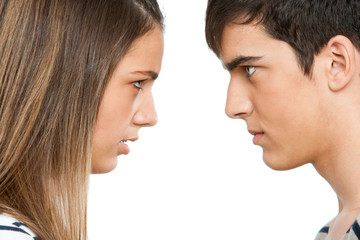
217, 16, 314, 76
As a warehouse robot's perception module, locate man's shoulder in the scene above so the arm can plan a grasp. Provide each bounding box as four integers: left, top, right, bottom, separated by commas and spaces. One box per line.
347, 215, 360, 239
315, 215, 360, 240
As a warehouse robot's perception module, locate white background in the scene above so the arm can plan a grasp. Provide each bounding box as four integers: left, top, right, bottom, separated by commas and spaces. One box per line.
88, 1, 337, 239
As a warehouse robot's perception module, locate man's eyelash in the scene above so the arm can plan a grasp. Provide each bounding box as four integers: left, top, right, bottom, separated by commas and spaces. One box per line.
244, 66, 256, 76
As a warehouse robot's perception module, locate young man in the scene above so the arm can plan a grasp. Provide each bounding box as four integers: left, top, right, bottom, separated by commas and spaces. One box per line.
205, 0, 360, 239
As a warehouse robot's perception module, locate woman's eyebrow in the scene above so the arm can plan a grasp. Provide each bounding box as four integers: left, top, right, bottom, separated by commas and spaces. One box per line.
224, 55, 263, 71
132, 71, 159, 80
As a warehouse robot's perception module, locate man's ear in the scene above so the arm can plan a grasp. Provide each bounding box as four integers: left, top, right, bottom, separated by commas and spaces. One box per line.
325, 35, 356, 92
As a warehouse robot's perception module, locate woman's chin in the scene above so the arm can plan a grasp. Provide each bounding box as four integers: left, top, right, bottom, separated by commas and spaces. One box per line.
91, 157, 118, 174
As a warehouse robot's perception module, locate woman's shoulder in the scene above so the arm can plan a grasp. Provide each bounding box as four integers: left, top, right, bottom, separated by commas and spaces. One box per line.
0, 214, 38, 240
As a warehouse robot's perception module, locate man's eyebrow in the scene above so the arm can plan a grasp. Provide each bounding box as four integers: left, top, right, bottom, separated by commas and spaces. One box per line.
132, 71, 159, 80
224, 55, 263, 71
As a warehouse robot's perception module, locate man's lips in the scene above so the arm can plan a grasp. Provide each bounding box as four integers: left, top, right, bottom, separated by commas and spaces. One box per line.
248, 130, 264, 145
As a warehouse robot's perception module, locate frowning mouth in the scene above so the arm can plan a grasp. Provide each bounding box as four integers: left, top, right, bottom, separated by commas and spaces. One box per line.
121, 137, 139, 143
248, 130, 264, 145
119, 138, 138, 155
119, 141, 130, 155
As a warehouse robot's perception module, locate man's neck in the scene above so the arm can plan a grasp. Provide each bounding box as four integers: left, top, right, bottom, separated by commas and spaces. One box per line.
312, 125, 360, 239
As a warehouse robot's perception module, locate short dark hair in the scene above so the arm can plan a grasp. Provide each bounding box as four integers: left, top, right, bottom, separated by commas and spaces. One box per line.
205, 0, 360, 75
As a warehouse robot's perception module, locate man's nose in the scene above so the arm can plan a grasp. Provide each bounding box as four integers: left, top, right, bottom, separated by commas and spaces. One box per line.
225, 79, 253, 119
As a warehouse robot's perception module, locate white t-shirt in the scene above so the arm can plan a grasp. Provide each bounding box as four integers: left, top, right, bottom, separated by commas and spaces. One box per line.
0, 214, 38, 240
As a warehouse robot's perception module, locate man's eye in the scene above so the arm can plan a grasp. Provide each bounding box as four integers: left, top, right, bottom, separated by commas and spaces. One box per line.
132, 80, 144, 89
245, 66, 256, 76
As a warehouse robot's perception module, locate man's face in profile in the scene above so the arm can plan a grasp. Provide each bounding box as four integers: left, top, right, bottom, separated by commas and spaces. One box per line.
220, 22, 331, 170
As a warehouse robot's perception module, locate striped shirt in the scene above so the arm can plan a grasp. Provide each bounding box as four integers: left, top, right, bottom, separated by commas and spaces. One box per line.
0, 214, 38, 240
315, 215, 360, 240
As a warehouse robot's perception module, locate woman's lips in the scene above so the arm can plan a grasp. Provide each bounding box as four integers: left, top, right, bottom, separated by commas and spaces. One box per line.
119, 141, 130, 155
118, 137, 138, 155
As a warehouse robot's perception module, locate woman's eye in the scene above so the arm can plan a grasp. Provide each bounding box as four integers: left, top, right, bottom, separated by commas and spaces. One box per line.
132, 80, 144, 89
245, 66, 256, 76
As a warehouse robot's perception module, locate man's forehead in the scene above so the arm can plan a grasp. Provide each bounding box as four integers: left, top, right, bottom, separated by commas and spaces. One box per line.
219, 22, 276, 64
220, 23, 258, 63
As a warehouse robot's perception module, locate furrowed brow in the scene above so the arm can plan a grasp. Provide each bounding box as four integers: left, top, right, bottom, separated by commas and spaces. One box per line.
133, 71, 159, 80
224, 56, 263, 71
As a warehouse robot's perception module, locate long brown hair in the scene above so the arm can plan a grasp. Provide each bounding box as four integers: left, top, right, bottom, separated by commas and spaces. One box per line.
0, 0, 163, 239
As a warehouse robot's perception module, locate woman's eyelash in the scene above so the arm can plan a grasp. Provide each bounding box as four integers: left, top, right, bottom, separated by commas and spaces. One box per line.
132, 80, 145, 89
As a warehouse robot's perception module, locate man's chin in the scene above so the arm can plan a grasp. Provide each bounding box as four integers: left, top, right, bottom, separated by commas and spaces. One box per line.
262, 152, 299, 171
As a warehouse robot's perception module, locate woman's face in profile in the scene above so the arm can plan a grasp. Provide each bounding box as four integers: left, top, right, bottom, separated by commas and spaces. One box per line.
91, 26, 164, 174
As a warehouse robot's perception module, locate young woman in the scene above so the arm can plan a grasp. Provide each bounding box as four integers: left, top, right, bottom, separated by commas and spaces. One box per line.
0, 0, 164, 239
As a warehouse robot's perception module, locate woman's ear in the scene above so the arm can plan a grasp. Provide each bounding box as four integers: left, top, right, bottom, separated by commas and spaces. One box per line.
326, 35, 356, 92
